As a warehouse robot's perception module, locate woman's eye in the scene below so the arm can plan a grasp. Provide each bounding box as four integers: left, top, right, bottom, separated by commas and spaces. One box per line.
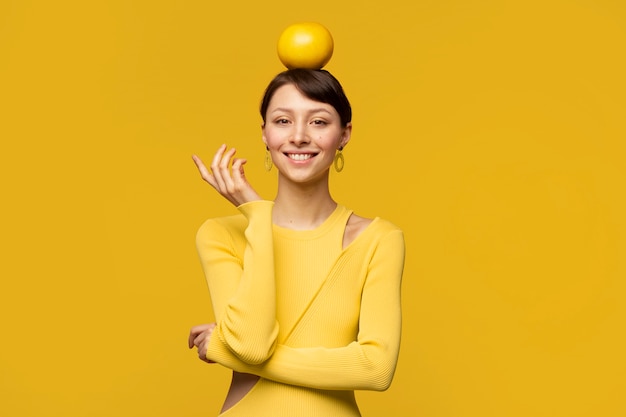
312, 120, 327, 125
275, 118, 289, 124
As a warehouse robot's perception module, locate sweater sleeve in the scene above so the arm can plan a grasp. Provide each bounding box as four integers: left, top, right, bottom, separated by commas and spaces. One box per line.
196, 200, 279, 365
206, 228, 405, 391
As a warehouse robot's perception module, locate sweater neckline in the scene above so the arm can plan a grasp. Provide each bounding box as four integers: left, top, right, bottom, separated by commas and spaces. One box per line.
272, 204, 352, 240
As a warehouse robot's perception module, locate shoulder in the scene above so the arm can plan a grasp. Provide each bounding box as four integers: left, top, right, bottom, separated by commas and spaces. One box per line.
368, 217, 404, 247
346, 213, 373, 234
196, 213, 248, 246
372, 217, 403, 234
363, 218, 405, 267
345, 211, 403, 249
345, 214, 405, 275
342, 214, 370, 248
349, 211, 403, 235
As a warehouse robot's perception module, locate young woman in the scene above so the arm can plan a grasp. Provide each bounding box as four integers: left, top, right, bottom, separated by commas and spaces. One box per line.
189, 69, 405, 416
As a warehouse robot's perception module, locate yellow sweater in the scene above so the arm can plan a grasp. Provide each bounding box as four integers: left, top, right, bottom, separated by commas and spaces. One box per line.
196, 201, 405, 416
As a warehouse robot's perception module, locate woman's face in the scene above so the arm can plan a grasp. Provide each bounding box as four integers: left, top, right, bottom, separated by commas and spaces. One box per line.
262, 83, 351, 185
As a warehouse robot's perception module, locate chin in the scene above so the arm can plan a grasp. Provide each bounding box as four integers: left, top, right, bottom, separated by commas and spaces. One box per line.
280, 170, 330, 186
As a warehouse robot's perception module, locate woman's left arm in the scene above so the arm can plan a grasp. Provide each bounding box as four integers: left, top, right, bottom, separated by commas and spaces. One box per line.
206, 228, 405, 391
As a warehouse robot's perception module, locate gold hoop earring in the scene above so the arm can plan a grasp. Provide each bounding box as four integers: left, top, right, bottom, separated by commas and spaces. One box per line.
333, 147, 344, 172
264, 147, 273, 171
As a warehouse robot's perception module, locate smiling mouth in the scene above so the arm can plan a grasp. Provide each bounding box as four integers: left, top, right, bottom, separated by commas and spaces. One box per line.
286, 153, 316, 161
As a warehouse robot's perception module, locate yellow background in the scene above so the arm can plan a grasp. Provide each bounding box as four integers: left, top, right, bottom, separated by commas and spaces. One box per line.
1, 0, 625, 416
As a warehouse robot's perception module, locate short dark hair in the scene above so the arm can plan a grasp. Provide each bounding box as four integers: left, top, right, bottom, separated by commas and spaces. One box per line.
260, 69, 352, 127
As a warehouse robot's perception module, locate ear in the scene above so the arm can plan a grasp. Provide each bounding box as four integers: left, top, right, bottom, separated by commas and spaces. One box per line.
261, 123, 268, 147
340, 122, 352, 149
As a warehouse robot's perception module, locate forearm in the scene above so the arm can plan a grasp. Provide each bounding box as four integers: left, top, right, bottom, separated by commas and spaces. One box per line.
207, 333, 400, 391
198, 200, 279, 364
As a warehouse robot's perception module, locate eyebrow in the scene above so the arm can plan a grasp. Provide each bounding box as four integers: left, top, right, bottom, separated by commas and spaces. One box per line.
269, 107, 333, 115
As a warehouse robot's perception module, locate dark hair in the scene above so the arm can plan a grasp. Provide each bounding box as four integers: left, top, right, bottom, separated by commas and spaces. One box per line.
260, 69, 352, 127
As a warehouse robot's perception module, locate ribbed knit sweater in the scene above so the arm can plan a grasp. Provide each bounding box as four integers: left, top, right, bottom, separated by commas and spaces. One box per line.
196, 200, 405, 416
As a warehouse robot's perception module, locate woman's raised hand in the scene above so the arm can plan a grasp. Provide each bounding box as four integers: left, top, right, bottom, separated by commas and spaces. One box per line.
192, 144, 262, 207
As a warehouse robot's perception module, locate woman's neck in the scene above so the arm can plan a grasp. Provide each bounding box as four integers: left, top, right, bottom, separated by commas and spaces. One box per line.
272, 177, 337, 230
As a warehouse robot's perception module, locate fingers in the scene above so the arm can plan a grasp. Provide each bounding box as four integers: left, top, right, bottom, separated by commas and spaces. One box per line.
211, 145, 235, 194
192, 144, 235, 190
188, 323, 214, 348
194, 144, 261, 206
191, 155, 218, 189
231, 158, 248, 183
188, 323, 217, 363
193, 327, 213, 348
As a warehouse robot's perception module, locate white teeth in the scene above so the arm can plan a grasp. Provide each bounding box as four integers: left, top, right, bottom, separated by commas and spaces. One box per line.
288, 154, 313, 161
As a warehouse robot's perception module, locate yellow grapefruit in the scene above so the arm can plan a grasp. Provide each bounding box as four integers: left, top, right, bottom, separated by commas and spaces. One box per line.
277, 22, 334, 69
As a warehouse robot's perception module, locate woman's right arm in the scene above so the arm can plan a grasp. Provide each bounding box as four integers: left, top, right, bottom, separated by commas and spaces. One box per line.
190, 146, 279, 365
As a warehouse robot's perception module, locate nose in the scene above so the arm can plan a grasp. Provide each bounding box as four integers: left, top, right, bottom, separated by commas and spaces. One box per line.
290, 122, 310, 146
